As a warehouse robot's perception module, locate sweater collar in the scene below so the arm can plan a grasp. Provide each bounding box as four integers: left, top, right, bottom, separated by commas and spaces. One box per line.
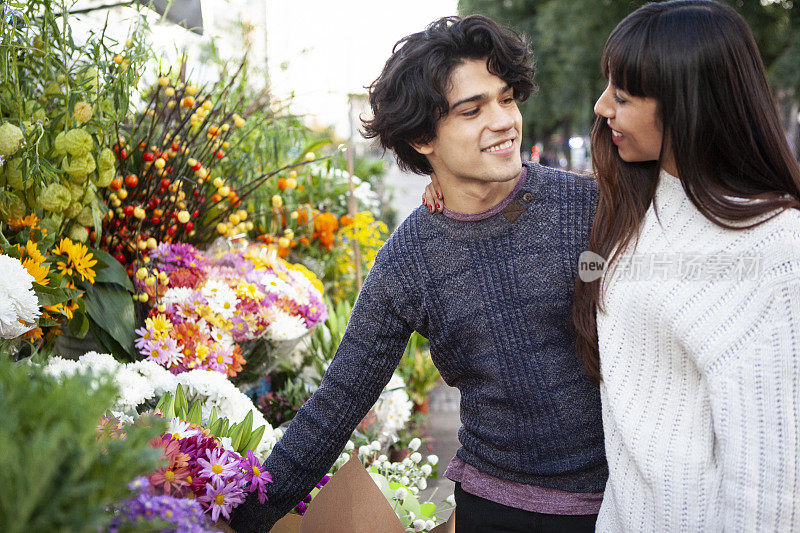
442, 165, 527, 222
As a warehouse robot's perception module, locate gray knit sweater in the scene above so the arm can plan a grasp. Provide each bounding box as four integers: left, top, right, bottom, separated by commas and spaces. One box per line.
229, 162, 606, 531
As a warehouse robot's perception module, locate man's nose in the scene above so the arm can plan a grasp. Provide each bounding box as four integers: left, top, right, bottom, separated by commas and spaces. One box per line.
488, 103, 515, 131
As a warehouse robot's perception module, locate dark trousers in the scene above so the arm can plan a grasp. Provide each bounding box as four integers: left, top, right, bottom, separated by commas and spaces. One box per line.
454, 483, 598, 533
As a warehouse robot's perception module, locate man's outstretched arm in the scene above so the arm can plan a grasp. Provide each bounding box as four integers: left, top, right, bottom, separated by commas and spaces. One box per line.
228, 249, 419, 532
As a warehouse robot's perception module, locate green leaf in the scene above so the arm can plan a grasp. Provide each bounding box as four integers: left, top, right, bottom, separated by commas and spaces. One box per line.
90, 249, 133, 291
174, 385, 188, 417
32, 284, 82, 307
229, 422, 244, 450
419, 502, 436, 518
207, 406, 218, 428
239, 411, 253, 442
155, 392, 172, 414
186, 401, 202, 426
67, 306, 89, 339
82, 283, 136, 359
163, 393, 175, 419
244, 425, 265, 452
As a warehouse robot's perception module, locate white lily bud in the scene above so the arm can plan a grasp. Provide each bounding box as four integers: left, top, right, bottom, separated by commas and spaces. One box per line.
412, 519, 426, 531
410, 452, 422, 464
408, 437, 421, 451
427, 454, 439, 466
421, 464, 433, 476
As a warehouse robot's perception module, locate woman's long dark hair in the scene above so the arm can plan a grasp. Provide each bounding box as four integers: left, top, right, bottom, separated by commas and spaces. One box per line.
573, 0, 800, 382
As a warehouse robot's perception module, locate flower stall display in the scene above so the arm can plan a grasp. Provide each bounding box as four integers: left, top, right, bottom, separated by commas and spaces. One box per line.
0, 214, 105, 351
0, 0, 146, 245
42, 351, 279, 458
133, 241, 327, 382
0, 254, 41, 339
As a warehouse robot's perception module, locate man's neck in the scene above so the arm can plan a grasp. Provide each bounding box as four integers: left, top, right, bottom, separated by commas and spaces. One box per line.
438, 169, 522, 214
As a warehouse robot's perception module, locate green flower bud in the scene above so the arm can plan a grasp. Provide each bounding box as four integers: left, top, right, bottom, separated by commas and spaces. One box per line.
53, 131, 67, 157
66, 201, 82, 219
63, 128, 93, 157
61, 152, 96, 176
2, 158, 23, 189
68, 182, 85, 202
97, 147, 115, 171
73, 101, 93, 124
77, 206, 94, 226
39, 182, 72, 212
70, 173, 88, 184
94, 167, 115, 187
69, 225, 89, 242
0, 122, 24, 156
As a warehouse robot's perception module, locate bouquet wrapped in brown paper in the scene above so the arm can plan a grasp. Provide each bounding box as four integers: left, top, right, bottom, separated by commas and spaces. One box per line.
269, 455, 454, 533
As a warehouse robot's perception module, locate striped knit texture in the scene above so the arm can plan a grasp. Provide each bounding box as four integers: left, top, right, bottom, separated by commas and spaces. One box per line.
596, 170, 800, 532
229, 163, 606, 532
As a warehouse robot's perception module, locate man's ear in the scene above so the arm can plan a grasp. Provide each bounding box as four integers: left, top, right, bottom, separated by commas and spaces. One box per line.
409, 139, 434, 156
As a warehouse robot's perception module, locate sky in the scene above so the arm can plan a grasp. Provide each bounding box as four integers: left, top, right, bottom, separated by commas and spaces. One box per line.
265, 0, 459, 136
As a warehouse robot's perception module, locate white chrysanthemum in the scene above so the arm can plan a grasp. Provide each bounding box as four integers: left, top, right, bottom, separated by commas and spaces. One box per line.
113, 367, 155, 411
161, 286, 194, 306
0, 254, 40, 339
78, 351, 121, 375
266, 310, 308, 341
201, 280, 238, 319
42, 356, 81, 378
260, 272, 308, 305
127, 359, 175, 396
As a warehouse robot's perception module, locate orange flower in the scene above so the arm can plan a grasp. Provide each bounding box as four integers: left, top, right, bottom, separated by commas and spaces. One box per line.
299, 237, 310, 246
318, 231, 335, 249
296, 207, 309, 225
8, 214, 39, 230
277, 177, 288, 190
314, 212, 339, 234
339, 214, 355, 227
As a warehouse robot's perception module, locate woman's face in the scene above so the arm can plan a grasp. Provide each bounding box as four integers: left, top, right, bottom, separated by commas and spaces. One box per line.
594, 81, 676, 174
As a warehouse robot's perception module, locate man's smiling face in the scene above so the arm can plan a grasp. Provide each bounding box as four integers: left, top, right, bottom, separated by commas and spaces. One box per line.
414, 58, 523, 186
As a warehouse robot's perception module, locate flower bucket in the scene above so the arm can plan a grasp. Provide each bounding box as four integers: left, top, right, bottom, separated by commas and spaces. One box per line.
233, 335, 306, 392
53, 331, 102, 360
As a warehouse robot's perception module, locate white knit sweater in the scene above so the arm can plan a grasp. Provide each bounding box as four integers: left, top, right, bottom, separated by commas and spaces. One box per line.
596, 170, 800, 532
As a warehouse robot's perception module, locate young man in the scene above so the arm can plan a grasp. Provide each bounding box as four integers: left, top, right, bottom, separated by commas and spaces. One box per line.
230, 15, 605, 532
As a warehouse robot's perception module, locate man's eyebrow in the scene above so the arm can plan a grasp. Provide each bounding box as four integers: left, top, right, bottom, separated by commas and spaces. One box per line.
449, 85, 513, 111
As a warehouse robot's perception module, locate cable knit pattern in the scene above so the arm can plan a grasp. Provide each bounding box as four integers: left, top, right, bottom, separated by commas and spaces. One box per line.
229, 163, 607, 532
596, 169, 800, 532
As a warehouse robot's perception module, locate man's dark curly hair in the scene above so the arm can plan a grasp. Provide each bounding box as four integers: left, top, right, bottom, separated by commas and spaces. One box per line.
361, 15, 535, 175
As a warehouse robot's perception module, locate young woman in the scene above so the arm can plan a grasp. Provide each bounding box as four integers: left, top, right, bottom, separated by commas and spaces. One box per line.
423, 1, 800, 530
573, 1, 800, 530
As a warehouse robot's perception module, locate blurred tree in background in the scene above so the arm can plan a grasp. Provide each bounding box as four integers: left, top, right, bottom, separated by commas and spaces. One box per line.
458, 0, 800, 159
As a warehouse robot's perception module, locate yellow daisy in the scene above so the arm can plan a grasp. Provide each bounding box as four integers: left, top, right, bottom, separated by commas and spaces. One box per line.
53, 238, 98, 283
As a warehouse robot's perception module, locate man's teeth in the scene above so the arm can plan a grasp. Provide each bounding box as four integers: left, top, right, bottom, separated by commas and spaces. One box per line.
483, 139, 513, 152
611, 129, 622, 138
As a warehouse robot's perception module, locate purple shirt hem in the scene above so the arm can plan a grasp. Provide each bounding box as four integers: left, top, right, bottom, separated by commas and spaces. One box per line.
445, 456, 603, 515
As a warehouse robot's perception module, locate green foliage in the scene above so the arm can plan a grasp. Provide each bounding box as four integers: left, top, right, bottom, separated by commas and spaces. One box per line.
79, 250, 136, 361
396, 333, 440, 406
155, 385, 266, 454
0, 352, 164, 532
307, 296, 352, 381
0, 0, 149, 239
